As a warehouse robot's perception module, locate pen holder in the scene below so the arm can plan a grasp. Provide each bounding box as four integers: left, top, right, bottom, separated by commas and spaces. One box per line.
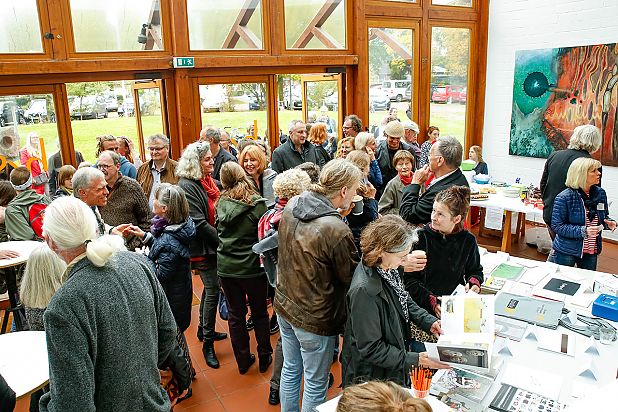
411, 366, 432, 399
412, 387, 430, 399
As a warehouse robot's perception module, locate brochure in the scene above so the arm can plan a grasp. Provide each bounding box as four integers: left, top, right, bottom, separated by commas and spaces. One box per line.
433, 367, 493, 402
490, 383, 566, 412
495, 315, 528, 341
494, 292, 564, 329
439, 393, 484, 411
490, 262, 526, 281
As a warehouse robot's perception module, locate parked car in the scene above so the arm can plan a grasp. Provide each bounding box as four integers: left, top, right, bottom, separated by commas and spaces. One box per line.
0, 101, 26, 127
431, 85, 466, 104
382, 80, 411, 102
369, 88, 390, 111
70, 96, 108, 120
457, 87, 467, 104
105, 97, 119, 112
24, 99, 53, 123
404, 84, 411, 101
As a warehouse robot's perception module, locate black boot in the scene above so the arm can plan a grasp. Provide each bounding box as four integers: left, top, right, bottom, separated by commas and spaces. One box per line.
202, 341, 220, 369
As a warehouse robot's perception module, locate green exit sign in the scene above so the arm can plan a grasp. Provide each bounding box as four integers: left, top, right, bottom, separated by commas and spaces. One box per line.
173, 57, 195, 68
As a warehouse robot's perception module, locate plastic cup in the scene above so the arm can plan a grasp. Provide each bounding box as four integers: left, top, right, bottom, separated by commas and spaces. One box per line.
412, 388, 430, 399
599, 327, 616, 345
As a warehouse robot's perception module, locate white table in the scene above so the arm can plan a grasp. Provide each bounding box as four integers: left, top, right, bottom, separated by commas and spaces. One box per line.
470, 187, 543, 253
0, 241, 44, 331
0, 331, 48, 399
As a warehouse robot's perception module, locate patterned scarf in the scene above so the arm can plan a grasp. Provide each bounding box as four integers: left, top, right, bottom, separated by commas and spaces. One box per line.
376, 267, 410, 323
150, 215, 169, 238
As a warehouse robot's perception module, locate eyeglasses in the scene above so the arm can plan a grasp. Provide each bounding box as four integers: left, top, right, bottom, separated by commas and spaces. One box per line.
342, 126, 353, 130
148, 146, 167, 152
97, 164, 114, 170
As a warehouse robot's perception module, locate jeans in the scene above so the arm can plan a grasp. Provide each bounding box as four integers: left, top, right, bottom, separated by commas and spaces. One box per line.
196, 260, 219, 340
547, 249, 598, 271
278, 316, 336, 412
219, 275, 272, 369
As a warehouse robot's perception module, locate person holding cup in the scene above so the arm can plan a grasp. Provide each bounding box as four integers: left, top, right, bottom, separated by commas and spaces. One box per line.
345, 151, 379, 253
341, 215, 449, 388
403, 186, 484, 318
549, 157, 616, 270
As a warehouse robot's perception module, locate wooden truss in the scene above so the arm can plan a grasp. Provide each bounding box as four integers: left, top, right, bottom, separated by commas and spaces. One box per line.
142, 0, 164, 51
368, 28, 412, 63
222, 0, 262, 49
292, 0, 343, 49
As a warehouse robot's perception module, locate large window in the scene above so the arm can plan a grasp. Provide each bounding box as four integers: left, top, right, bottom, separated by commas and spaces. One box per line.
368, 27, 413, 136
69, 0, 164, 52
0, 1, 43, 53
429, 27, 470, 145
199, 82, 268, 143
284, 0, 346, 49
187, 0, 264, 50
432, 0, 472, 7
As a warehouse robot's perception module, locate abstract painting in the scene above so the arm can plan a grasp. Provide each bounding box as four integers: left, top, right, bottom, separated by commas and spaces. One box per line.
510, 43, 618, 166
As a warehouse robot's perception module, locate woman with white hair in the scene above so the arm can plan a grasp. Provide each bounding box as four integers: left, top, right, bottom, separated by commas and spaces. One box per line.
541, 124, 603, 238
354, 132, 383, 189
20, 132, 48, 195
549, 157, 616, 270
39, 196, 190, 411
176, 141, 227, 369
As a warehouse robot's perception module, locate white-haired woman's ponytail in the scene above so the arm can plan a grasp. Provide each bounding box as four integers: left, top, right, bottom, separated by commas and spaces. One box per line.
85, 235, 126, 267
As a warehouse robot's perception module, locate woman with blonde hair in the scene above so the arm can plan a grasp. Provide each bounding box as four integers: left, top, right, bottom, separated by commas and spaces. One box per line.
20, 132, 48, 194
549, 157, 616, 270
354, 132, 382, 189
342, 215, 447, 388
216, 162, 273, 375
337, 381, 432, 412
468, 145, 488, 175
239, 144, 278, 208
307, 122, 331, 165
336, 136, 355, 159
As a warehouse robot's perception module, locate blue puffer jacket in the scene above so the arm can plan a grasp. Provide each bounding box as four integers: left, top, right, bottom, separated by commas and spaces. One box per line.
551, 186, 611, 257
146, 217, 196, 331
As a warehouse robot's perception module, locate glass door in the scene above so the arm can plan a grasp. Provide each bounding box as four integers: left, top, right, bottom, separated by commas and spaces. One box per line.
300, 74, 343, 141
131, 80, 168, 162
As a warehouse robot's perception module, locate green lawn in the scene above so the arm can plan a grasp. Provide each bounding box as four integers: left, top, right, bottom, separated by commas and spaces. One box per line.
15, 104, 466, 164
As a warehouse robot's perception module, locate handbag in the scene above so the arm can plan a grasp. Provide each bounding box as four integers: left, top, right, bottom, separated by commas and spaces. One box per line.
410, 322, 438, 343
218, 291, 229, 321
33, 171, 49, 186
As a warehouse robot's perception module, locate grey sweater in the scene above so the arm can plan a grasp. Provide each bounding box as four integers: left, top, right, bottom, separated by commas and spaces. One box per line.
40, 251, 189, 412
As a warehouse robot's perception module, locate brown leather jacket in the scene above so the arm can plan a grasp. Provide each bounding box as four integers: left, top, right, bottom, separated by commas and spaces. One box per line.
136, 158, 179, 198
274, 191, 359, 336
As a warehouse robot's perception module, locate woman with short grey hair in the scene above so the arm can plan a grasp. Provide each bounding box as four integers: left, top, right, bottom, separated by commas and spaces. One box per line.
176, 141, 228, 369
39, 196, 190, 411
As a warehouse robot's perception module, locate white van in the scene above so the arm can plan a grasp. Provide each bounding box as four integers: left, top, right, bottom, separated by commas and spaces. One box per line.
382, 80, 411, 102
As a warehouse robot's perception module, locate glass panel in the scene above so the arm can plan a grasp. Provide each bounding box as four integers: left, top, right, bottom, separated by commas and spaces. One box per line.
432, 0, 472, 7
187, 0, 263, 50
368, 27, 413, 139
429, 27, 470, 146
285, 0, 346, 49
276, 75, 303, 146
385, 0, 415, 2
304, 80, 339, 140
0, 93, 63, 191
70, 0, 164, 52
67, 81, 142, 163
199, 82, 268, 151
136, 88, 165, 161
0, 1, 43, 53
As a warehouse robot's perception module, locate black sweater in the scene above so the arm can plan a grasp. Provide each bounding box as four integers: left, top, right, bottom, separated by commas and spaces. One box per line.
403, 224, 484, 312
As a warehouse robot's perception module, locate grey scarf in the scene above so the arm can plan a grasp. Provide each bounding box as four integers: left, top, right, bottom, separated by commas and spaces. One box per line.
376, 267, 410, 323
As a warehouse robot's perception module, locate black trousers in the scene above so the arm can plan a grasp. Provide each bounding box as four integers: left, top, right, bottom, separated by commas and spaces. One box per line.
219, 275, 273, 369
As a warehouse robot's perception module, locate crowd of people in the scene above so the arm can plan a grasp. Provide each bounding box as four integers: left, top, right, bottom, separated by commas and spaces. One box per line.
0, 115, 614, 412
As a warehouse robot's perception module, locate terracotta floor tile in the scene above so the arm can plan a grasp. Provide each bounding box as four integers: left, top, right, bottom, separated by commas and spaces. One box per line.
219, 381, 277, 412
175, 397, 227, 412
177, 371, 218, 409
203, 357, 268, 397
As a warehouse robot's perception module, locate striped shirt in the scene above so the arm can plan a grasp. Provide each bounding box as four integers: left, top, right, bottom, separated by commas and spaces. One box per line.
583, 215, 599, 255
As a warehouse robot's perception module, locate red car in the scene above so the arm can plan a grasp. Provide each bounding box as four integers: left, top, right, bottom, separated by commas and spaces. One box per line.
431, 85, 467, 104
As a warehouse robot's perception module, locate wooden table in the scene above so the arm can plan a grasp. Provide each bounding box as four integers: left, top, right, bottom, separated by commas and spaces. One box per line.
0, 331, 48, 399
470, 189, 543, 253
0, 241, 44, 331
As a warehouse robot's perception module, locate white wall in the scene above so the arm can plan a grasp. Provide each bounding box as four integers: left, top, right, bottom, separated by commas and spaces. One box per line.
483, 0, 618, 240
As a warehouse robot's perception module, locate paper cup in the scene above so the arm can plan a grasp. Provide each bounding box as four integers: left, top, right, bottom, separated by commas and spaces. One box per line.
411, 250, 426, 259
352, 195, 364, 215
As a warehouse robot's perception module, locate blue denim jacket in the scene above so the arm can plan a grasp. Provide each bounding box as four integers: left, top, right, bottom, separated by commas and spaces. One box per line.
551, 186, 611, 257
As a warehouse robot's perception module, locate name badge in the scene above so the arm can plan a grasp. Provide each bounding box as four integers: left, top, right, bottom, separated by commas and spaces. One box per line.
597, 204, 605, 211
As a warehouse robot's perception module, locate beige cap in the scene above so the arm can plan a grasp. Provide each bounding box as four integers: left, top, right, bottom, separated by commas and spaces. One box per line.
403, 121, 420, 133
384, 120, 405, 138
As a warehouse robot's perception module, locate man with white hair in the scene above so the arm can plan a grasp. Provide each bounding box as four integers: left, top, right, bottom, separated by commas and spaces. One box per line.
402, 121, 421, 168
271, 119, 324, 174
39, 196, 190, 411
71, 167, 130, 237
199, 125, 236, 181
136, 134, 179, 208
541, 124, 603, 239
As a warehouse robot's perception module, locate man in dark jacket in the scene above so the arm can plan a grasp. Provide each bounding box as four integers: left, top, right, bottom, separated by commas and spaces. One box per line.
274, 159, 361, 412
375, 120, 412, 199
540, 124, 602, 238
271, 120, 324, 173
400, 135, 469, 225
199, 126, 237, 182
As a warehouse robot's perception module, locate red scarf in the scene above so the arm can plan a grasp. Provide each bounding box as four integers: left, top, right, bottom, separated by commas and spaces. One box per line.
398, 172, 413, 186
200, 176, 220, 226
